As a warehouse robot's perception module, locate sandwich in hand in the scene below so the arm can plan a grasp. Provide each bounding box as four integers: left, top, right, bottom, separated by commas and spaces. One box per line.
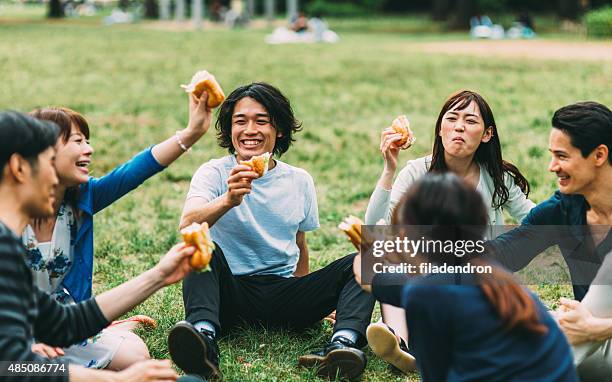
180, 222, 215, 271
339, 215, 363, 250
240, 152, 271, 178
391, 115, 416, 149
181, 70, 226, 108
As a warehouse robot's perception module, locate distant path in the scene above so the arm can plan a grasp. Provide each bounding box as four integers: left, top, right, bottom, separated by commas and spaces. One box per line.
418, 40, 612, 61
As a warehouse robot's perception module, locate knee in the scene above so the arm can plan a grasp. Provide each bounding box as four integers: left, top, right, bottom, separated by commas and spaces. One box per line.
106, 333, 150, 371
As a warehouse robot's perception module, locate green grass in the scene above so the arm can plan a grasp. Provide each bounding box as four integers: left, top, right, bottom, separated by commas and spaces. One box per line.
1, 16, 610, 381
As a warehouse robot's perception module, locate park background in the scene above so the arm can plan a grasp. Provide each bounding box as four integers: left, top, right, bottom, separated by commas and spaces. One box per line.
1, 0, 611, 380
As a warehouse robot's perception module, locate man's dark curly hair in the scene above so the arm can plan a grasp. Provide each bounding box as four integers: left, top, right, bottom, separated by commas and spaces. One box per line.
215, 82, 302, 156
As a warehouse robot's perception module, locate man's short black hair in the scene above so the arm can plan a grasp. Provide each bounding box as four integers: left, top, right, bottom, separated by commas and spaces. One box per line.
0, 111, 59, 180
552, 102, 612, 164
215, 82, 302, 156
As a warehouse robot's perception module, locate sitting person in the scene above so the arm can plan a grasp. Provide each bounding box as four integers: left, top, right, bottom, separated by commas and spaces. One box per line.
364, 89, 535, 374
168, 82, 375, 381
290, 11, 309, 33
24, 90, 212, 370
355, 172, 578, 381
488, 101, 612, 381
555, 250, 612, 382
0, 110, 203, 382
490, 101, 612, 301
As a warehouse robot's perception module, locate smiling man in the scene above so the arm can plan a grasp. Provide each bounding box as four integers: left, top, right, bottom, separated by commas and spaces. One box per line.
489, 101, 612, 381
491, 101, 612, 298
169, 83, 374, 381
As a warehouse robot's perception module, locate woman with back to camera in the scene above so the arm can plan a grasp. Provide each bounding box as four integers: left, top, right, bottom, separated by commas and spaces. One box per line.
356, 173, 576, 381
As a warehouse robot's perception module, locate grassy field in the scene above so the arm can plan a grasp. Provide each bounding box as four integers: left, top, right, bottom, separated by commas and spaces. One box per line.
1, 12, 611, 381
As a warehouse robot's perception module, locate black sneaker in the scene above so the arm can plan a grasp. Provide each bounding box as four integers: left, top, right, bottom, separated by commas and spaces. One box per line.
168, 321, 221, 380
298, 336, 366, 381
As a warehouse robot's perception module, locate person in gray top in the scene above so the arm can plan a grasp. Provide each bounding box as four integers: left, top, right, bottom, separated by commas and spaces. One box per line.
364, 90, 535, 375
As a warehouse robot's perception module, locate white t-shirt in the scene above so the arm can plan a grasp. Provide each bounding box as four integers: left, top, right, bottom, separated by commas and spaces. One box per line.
187, 155, 319, 277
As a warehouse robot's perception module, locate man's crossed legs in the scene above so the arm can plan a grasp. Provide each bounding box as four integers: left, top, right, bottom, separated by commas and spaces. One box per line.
168, 246, 375, 380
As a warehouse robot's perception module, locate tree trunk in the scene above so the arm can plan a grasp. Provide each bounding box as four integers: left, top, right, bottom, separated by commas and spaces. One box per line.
286, 0, 297, 21
265, 0, 275, 22
175, 0, 186, 21
144, 0, 159, 19
192, 0, 203, 28
247, 0, 255, 18
48, 0, 64, 18
431, 0, 451, 21
160, 0, 170, 20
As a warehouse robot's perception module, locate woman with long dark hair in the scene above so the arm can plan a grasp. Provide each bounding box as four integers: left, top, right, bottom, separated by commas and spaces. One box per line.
364, 90, 535, 373
357, 173, 577, 381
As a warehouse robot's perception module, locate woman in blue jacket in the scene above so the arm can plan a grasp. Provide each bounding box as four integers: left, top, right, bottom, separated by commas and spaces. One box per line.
355, 173, 578, 381
22, 92, 212, 370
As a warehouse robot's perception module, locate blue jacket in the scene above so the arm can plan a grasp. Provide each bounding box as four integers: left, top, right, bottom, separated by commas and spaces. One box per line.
62, 148, 164, 302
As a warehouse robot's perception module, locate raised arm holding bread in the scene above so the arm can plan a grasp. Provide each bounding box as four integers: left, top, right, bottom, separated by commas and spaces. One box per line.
378, 115, 415, 190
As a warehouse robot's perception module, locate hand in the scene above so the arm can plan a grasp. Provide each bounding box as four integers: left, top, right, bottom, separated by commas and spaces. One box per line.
115, 359, 178, 382
151, 243, 196, 287
557, 298, 597, 345
353, 253, 371, 293
186, 91, 212, 137
380, 127, 405, 173
31, 343, 64, 359
324, 310, 336, 325
224, 164, 259, 207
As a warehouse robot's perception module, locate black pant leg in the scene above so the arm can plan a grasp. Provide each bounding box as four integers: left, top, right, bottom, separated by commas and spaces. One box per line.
182, 244, 242, 332
261, 253, 375, 339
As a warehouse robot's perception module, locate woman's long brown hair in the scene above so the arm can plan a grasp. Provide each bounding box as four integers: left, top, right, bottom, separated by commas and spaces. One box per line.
430, 90, 530, 209
392, 173, 547, 335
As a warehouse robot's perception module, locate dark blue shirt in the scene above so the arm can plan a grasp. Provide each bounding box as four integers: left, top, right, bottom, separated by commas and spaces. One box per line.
490, 191, 612, 300
372, 273, 578, 382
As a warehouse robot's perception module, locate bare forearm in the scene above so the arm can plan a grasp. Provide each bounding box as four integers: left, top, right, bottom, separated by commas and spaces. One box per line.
294, 250, 309, 277
70, 365, 116, 382
152, 128, 204, 167
590, 317, 612, 342
95, 269, 164, 322
180, 195, 233, 229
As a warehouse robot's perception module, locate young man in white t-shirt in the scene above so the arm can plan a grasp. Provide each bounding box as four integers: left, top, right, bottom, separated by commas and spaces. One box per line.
168, 83, 375, 381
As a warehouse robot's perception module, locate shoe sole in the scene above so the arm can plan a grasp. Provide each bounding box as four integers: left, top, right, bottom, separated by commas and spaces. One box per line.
310, 348, 366, 381
366, 323, 416, 375
168, 322, 222, 380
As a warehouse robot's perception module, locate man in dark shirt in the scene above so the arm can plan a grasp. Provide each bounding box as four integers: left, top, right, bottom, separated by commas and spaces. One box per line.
489, 102, 612, 380
0, 111, 203, 382
491, 101, 612, 300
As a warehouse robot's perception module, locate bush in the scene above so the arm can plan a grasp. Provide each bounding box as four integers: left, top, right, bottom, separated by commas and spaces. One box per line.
585, 6, 612, 38
306, 0, 376, 17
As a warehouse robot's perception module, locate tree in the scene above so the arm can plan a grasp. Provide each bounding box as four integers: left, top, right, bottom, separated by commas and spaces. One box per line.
431, 0, 452, 21
451, 0, 475, 29
558, 0, 582, 20
48, 0, 64, 18
144, 0, 159, 19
